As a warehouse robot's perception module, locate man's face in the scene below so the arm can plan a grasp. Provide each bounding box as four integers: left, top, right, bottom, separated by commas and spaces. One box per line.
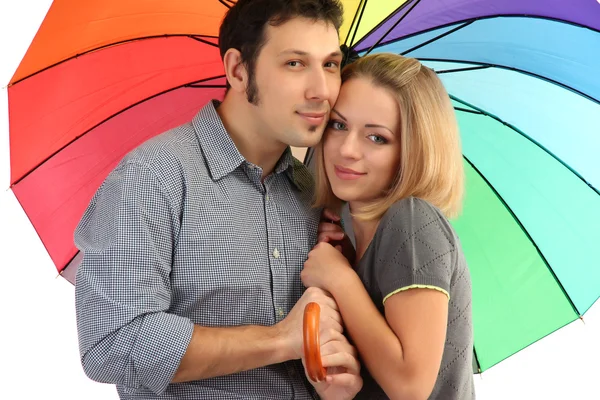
249, 17, 342, 148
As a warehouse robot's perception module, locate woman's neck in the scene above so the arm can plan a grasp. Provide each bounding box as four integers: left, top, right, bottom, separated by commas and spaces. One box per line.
350, 208, 383, 264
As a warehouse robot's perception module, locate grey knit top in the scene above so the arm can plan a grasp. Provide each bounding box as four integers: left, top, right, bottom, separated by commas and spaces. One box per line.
351, 197, 475, 400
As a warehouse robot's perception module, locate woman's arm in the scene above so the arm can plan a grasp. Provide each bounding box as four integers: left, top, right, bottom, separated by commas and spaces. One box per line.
302, 199, 457, 399
330, 272, 448, 400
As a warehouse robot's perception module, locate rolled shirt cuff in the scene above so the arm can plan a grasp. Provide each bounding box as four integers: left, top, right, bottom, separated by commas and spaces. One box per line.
130, 312, 195, 395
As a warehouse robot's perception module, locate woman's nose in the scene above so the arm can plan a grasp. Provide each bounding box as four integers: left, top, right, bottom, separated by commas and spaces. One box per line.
339, 132, 361, 159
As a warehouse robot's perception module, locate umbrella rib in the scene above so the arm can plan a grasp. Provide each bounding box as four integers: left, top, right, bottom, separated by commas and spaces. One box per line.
435, 65, 491, 74
217, 0, 235, 9
363, 14, 600, 51
423, 58, 600, 106
472, 346, 482, 374
452, 95, 599, 197
343, 0, 365, 46
363, 0, 422, 56
349, 0, 370, 48
461, 153, 583, 318
60, 251, 82, 284
400, 20, 473, 56
350, 0, 420, 52
454, 107, 481, 115
190, 36, 220, 47
303, 147, 315, 166
10, 75, 227, 187
9, 35, 219, 86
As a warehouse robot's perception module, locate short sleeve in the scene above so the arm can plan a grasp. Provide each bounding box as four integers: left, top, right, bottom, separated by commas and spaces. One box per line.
374, 198, 457, 304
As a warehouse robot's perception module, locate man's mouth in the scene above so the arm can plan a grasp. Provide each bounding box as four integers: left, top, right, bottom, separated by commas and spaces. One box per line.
297, 111, 327, 125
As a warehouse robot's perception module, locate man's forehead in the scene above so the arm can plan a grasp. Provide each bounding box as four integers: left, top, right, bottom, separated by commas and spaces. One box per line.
263, 19, 341, 57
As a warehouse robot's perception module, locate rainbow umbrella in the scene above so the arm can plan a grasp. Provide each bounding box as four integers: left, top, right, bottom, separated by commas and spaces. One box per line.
6, 0, 600, 375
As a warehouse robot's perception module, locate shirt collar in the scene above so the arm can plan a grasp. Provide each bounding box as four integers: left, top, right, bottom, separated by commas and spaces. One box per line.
192, 100, 305, 191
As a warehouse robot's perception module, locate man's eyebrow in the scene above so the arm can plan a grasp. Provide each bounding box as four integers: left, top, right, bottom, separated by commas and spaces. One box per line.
278, 49, 309, 56
278, 49, 343, 58
331, 109, 347, 121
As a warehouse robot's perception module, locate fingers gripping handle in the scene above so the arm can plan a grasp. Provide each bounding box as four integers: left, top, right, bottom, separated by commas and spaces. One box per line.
303, 302, 327, 382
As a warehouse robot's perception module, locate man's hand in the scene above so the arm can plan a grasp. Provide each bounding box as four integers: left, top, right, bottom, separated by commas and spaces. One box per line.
318, 208, 356, 265
303, 330, 363, 400
275, 287, 343, 360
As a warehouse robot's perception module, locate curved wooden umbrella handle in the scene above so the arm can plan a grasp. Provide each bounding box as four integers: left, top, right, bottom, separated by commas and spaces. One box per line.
303, 302, 327, 382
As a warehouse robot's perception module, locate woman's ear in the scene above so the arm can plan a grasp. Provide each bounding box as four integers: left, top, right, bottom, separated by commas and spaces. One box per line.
223, 48, 248, 92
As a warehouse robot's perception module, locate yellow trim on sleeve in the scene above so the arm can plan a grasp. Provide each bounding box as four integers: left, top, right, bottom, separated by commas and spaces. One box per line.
382, 284, 450, 305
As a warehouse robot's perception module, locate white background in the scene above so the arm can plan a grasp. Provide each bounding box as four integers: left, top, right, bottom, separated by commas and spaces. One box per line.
0, 1, 598, 399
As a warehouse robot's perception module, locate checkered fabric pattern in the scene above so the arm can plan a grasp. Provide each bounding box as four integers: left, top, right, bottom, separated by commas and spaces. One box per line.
74, 100, 321, 399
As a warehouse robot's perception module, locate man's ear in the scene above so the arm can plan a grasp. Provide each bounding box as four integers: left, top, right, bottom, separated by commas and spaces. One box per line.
223, 48, 248, 92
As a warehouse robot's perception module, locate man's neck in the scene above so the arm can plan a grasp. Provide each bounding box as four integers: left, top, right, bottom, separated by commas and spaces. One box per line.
216, 96, 287, 178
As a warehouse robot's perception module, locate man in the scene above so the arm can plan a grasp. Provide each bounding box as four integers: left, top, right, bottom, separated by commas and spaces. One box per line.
73, 0, 362, 399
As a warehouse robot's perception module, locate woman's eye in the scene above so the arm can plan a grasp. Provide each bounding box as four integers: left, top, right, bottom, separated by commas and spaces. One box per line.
329, 121, 347, 130
368, 134, 387, 144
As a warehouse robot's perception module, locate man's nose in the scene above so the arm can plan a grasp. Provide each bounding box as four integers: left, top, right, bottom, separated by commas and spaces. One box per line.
306, 68, 330, 101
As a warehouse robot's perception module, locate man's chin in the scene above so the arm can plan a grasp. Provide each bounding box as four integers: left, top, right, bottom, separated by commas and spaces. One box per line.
287, 136, 322, 149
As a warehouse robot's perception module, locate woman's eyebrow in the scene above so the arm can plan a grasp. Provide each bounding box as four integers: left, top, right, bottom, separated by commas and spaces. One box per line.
365, 123, 394, 134
332, 109, 393, 133
331, 109, 347, 121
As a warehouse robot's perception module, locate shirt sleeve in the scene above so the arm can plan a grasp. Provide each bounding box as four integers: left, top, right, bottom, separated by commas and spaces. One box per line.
374, 198, 457, 304
74, 160, 194, 396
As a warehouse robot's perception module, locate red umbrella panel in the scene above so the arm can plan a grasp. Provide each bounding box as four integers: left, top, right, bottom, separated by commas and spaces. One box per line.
9, 34, 226, 277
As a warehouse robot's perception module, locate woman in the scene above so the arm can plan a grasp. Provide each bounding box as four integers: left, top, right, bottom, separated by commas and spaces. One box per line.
301, 53, 475, 399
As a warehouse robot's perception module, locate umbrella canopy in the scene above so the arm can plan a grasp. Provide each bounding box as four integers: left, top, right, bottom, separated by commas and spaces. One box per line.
7, 0, 600, 375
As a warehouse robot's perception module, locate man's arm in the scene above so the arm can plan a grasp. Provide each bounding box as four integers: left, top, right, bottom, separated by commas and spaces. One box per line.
172, 286, 342, 382
172, 324, 286, 382
75, 160, 190, 395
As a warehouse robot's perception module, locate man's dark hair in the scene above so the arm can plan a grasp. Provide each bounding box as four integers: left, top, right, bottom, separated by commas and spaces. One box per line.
219, 0, 344, 104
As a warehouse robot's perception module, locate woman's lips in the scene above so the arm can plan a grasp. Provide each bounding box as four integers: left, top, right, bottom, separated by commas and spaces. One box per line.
334, 165, 365, 180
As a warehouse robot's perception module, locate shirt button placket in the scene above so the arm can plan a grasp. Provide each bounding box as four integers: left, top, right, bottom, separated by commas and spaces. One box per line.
265, 182, 288, 323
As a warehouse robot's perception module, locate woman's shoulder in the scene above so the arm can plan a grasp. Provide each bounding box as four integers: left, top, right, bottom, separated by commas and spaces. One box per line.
379, 197, 458, 247
382, 196, 447, 227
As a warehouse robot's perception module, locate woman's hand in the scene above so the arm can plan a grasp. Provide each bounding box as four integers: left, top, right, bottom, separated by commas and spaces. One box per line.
302, 242, 353, 293
318, 208, 357, 265
318, 208, 345, 246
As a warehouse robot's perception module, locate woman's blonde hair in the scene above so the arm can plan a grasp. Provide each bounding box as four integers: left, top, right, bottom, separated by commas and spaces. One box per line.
313, 53, 465, 220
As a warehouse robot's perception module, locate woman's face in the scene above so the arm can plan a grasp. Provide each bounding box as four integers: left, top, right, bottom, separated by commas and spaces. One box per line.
323, 77, 402, 208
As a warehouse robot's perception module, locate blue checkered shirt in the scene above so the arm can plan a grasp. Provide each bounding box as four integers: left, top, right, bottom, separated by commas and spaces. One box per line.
74, 100, 321, 399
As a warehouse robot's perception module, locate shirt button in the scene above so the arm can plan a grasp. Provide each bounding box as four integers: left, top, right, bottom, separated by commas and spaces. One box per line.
273, 248, 280, 259
265, 195, 270, 201
278, 308, 285, 318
